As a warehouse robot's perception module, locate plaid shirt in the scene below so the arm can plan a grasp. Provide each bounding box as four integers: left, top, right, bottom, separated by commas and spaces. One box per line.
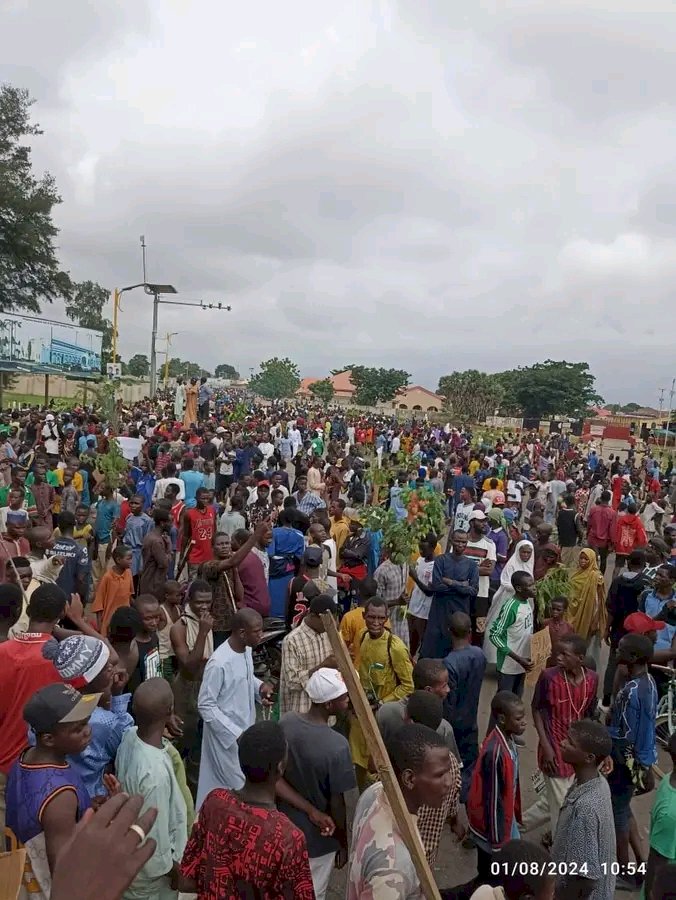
375, 560, 409, 647
279, 621, 332, 715
293, 491, 327, 516
417, 750, 461, 864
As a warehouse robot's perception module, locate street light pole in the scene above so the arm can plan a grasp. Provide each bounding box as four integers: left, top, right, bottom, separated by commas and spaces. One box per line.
664, 378, 675, 449
150, 290, 160, 397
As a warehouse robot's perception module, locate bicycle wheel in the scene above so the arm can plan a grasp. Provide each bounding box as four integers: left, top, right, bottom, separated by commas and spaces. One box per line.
655, 713, 674, 750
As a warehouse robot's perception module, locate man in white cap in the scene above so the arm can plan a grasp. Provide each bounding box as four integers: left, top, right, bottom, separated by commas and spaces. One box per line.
278, 667, 356, 900
41, 413, 60, 460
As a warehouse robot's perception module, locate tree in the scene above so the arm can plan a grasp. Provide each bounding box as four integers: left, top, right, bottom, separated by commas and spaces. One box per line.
214, 363, 239, 380
250, 357, 300, 399
126, 353, 149, 377
622, 402, 642, 412
603, 404, 623, 414
0, 85, 71, 313
309, 378, 335, 404
349, 366, 410, 406
437, 370, 504, 422
65, 279, 113, 371
184, 361, 211, 379
496, 360, 603, 418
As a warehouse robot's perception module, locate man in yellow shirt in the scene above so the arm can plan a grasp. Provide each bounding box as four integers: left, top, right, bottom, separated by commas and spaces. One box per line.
329, 499, 350, 566
348, 596, 413, 791
339, 577, 382, 664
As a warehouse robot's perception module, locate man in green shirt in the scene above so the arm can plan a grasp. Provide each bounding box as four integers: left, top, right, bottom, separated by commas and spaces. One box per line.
646, 732, 676, 898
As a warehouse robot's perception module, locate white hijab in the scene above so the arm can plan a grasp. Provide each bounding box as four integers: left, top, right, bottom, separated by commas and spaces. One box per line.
483, 540, 535, 664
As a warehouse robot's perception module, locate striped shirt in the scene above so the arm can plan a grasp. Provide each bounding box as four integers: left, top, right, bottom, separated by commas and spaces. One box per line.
533, 667, 599, 777
489, 596, 533, 675
279, 621, 332, 715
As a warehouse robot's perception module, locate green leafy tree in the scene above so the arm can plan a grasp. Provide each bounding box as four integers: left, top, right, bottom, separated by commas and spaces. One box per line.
309, 378, 335, 404
126, 353, 150, 377
603, 404, 623, 414
250, 357, 300, 399
622, 402, 642, 412
0, 85, 71, 313
214, 363, 240, 379
349, 366, 410, 406
65, 280, 112, 371
183, 361, 211, 379
496, 360, 603, 418
437, 370, 504, 422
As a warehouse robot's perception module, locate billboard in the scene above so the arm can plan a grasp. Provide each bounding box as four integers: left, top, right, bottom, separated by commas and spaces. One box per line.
0, 314, 103, 373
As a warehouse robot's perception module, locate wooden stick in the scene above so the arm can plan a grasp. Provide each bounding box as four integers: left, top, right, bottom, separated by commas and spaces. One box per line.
319, 612, 441, 900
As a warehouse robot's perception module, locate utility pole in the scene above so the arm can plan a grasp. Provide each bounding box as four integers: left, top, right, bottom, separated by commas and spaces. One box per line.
664, 378, 675, 449
140, 236, 147, 282
110, 289, 122, 363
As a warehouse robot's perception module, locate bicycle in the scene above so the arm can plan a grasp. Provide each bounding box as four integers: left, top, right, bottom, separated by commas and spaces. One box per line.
652, 663, 676, 749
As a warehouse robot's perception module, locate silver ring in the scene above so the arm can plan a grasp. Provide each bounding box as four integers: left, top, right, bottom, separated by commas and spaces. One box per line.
128, 824, 146, 842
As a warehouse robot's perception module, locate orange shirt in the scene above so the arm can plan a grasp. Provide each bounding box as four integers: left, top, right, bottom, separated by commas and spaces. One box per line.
92, 567, 134, 636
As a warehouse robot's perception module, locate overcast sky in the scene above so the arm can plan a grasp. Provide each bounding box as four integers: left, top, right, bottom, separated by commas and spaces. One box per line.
3, 0, 675, 405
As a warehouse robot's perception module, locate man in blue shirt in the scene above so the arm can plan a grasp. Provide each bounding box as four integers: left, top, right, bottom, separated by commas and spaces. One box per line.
608, 633, 658, 880
198, 377, 213, 422
94, 486, 120, 587
179, 457, 206, 509
444, 610, 487, 800
421, 530, 479, 659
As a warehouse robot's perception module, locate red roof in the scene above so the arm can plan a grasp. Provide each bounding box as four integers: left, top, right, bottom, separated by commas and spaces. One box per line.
298, 370, 355, 397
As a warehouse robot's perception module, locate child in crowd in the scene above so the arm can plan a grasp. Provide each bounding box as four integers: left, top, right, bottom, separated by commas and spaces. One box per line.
6, 683, 99, 896
128, 594, 162, 692
157, 580, 183, 680
91, 544, 134, 636
542, 595, 575, 667
116, 678, 188, 899
444, 610, 487, 802
489, 571, 535, 720
468, 691, 525, 880
551, 719, 616, 898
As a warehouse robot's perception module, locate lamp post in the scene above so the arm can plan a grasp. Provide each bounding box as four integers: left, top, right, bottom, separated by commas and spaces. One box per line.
664, 378, 675, 450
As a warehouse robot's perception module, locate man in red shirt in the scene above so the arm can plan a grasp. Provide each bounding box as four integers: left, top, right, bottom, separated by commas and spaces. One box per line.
182, 487, 216, 579
0, 583, 66, 833
586, 489, 616, 574
179, 720, 315, 900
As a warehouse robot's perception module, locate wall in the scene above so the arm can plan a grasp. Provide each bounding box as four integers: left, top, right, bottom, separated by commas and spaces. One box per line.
6, 374, 151, 405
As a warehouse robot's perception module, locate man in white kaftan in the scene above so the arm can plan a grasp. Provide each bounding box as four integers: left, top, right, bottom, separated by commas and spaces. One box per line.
196, 632, 263, 809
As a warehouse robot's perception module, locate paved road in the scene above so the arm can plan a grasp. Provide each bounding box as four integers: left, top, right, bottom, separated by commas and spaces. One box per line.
326, 553, 661, 899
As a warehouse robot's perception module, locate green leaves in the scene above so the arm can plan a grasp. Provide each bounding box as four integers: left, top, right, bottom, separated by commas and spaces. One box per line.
250, 357, 300, 399
0, 85, 70, 313
496, 360, 603, 419
214, 363, 240, 379
437, 370, 504, 422
349, 366, 410, 406
308, 378, 335, 403
127, 354, 150, 377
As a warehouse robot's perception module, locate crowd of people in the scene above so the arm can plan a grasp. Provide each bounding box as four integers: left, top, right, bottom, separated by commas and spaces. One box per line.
0, 391, 675, 900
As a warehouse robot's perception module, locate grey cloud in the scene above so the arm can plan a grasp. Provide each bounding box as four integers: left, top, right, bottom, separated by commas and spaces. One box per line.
2, 0, 676, 406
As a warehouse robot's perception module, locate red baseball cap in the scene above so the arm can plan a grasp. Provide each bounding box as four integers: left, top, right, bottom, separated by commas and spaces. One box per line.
624, 611, 665, 634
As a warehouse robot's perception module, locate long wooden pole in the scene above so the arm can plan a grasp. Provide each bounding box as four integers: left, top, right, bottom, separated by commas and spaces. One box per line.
319, 612, 442, 900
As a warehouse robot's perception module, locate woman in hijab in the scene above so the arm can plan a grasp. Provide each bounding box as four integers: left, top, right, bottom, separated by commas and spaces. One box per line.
533, 543, 561, 582
483, 539, 534, 664
567, 547, 606, 665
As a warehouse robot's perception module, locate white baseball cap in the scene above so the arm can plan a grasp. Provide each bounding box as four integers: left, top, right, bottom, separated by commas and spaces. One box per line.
306, 668, 348, 704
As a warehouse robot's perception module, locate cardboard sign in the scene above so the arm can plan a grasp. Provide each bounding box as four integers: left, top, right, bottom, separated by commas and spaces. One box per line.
526, 627, 552, 687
